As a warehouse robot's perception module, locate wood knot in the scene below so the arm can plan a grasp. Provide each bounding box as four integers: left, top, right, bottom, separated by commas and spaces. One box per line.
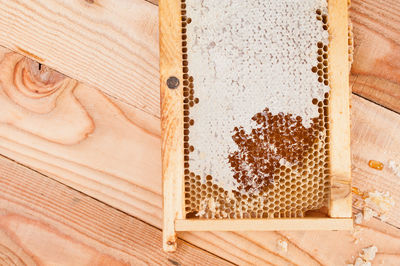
0, 53, 71, 114
0, 52, 94, 144
26, 58, 65, 87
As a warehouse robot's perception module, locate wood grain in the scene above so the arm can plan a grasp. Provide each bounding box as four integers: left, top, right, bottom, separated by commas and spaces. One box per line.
0, 47, 163, 228
0, 155, 232, 265
0, 46, 399, 264
328, 0, 352, 218
0, 0, 398, 117
180, 215, 400, 265
0, 0, 160, 116
351, 95, 400, 227
159, 0, 185, 252
350, 0, 400, 112
3, 144, 396, 266
0, 0, 399, 263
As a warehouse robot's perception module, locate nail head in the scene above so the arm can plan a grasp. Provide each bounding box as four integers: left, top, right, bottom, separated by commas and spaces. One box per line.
167, 76, 180, 89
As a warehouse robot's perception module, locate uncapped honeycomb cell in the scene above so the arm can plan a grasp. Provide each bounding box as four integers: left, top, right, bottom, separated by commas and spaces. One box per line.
348, 19, 354, 66
182, 0, 331, 219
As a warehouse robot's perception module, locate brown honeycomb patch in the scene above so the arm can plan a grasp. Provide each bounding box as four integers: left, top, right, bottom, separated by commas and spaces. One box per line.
228, 110, 320, 193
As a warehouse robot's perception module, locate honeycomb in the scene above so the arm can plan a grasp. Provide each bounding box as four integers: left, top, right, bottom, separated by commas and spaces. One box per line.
181, 0, 332, 219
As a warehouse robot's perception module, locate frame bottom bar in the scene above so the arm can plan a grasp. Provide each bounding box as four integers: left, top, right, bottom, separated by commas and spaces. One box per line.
176, 218, 353, 231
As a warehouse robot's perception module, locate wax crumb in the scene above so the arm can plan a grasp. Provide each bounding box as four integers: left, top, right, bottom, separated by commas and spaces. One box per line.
349, 246, 377, 266
360, 246, 378, 261
277, 239, 288, 253
354, 212, 363, 224
196, 199, 208, 217
379, 213, 388, 222
363, 207, 376, 221
208, 197, 216, 213
353, 188, 395, 222
365, 191, 395, 215
354, 257, 370, 266
388, 160, 400, 178
352, 226, 363, 244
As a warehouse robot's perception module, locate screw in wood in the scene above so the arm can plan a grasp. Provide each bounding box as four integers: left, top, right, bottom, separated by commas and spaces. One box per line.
167, 76, 180, 89
167, 241, 174, 245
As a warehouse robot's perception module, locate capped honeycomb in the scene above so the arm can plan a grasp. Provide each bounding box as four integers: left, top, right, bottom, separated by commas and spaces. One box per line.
181, 0, 332, 219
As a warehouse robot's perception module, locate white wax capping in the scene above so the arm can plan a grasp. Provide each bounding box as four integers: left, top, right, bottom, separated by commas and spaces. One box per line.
186, 0, 329, 192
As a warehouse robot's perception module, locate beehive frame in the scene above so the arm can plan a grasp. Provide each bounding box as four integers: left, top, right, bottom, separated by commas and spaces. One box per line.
160, 0, 352, 252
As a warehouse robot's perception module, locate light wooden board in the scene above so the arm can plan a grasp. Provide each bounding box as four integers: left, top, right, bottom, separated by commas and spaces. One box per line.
350, 0, 400, 113
0, 0, 398, 118
0, 45, 399, 264
350, 95, 400, 226
0, 155, 233, 265
181, 217, 400, 265
0, 0, 399, 264
0, 0, 160, 116
0, 46, 163, 227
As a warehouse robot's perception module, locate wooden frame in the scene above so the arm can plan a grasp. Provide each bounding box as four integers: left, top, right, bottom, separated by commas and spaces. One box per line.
160, 0, 352, 252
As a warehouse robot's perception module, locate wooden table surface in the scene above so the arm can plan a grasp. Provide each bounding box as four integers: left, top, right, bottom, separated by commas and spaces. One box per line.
0, 0, 399, 265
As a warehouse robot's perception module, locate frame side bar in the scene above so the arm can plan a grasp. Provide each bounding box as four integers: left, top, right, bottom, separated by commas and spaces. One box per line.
160, 0, 185, 252
328, 0, 352, 218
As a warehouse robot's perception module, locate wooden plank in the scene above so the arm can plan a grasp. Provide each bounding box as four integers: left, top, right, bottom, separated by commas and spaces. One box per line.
181, 217, 400, 265
328, 0, 352, 217
350, 0, 400, 112
176, 219, 353, 231
0, 47, 163, 227
0, 52, 399, 264
351, 95, 400, 227
159, 0, 185, 252
0, 44, 400, 263
0, 0, 160, 115
0, 155, 233, 265
1, 0, 398, 118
